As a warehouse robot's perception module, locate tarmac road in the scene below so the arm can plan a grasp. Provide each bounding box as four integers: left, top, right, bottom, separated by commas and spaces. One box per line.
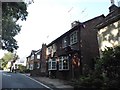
1, 70, 52, 90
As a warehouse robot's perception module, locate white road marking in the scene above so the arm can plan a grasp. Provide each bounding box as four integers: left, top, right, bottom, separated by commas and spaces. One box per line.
2, 73, 11, 77
22, 74, 54, 90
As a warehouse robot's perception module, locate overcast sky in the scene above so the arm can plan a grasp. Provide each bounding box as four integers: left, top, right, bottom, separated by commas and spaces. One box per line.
0, 0, 120, 60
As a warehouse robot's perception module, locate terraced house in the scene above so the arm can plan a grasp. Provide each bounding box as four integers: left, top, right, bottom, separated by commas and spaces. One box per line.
26, 3, 120, 80
46, 15, 104, 79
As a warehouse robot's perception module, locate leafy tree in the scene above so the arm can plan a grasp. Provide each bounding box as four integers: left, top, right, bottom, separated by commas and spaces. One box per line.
1, 52, 14, 68
1, 52, 19, 69
1, 1, 33, 52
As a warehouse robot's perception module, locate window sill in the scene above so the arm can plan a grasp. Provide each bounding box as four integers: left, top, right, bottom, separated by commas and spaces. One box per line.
59, 69, 69, 71
70, 42, 78, 46
48, 69, 57, 71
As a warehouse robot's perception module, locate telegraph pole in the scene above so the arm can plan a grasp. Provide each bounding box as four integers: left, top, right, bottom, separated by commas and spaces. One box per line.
0, 1, 2, 49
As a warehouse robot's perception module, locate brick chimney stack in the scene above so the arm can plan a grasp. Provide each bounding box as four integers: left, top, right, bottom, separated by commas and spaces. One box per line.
109, 4, 118, 12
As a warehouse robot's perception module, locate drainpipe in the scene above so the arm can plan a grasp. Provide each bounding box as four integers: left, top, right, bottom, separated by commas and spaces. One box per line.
78, 23, 82, 75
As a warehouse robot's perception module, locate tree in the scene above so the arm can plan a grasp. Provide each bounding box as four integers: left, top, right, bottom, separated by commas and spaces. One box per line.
1, 1, 33, 52
1, 52, 19, 69
73, 46, 120, 89
1, 52, 14, 68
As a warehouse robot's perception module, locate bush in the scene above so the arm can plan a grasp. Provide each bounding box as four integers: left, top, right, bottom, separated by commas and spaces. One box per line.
72, 46, 120, 90
18, 64, 26, 73
24, 69, 30, 73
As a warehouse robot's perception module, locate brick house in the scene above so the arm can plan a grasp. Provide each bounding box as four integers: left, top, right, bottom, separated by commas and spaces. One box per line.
96, 4, 120, 56
46, 15, 104, 79
26, 50, 40, 76
26, 44, 47, 76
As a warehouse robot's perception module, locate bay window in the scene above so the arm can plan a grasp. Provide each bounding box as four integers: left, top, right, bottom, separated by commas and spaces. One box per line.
59, 56, 69, 70
48, 58, 57, 70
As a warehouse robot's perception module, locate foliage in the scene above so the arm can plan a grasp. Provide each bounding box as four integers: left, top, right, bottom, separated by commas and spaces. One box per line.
1, 52, 14, 68
24, 69, 30, 73
72, 46, 120, 89
1, 52, 19, 69
18, 64, 26, 73
2, 2, 29, 52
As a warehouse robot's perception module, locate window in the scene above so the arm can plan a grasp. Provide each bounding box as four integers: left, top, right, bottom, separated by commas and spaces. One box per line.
30, 64, 33, 70
59, 56, 69, 70
47, 47, 52, 55
70, 31, 78, 45
62, 37, 68, 48
52, 44, 57, 52
37, 63, 40, 69
37, 54, 40, 59
48, 58, 57, 70
31, 54, 34, 60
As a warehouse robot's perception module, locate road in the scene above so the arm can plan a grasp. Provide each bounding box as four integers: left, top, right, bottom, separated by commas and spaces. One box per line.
1, 70, 51, 90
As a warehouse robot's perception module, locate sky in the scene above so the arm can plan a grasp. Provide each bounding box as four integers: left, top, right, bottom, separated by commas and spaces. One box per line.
0, 0, 120, 61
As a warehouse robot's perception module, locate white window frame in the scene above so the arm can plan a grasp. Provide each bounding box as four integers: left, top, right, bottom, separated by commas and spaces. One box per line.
31, 54, 34, 60
48, 58, 57, 70
37, 54, 40, 59
70, 31, 78, 45
59, 56, 69, 70
62, 37, 68, 48
30, 64, 33, 70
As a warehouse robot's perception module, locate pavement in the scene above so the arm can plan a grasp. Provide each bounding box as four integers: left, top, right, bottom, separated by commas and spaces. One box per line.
25, 73, 74, 90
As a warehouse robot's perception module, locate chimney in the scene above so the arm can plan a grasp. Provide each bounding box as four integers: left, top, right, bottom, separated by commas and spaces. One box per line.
109, 4, 118, 12
71, 21, 80, 28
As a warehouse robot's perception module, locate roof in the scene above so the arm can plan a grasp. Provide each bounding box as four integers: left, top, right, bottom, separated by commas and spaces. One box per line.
35, 49, 41, 54
47, 24, 80, 47
47, 14, 104, 47
96, 5, 120, 29
26, 49, 41, 58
